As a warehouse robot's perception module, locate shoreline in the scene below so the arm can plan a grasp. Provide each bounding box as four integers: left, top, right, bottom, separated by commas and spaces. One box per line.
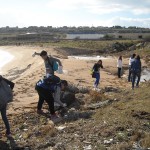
0, 48, 14, 73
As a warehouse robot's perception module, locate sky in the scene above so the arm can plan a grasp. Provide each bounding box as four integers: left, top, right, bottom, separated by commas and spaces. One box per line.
0, 0, 150, 28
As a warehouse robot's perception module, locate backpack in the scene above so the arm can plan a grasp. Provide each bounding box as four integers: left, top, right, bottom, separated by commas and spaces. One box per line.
0, 79, 13, 108
47, 57, 59, 71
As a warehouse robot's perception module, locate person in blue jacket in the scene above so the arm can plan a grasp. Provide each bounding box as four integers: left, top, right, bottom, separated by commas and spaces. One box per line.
35, 75, 67, 120
131, 55, 142, 89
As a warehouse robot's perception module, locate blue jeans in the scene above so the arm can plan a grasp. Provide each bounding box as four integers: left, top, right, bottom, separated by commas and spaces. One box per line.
0, 105, 10, 135
94, 73, 100, 87
132, 71, 141, 88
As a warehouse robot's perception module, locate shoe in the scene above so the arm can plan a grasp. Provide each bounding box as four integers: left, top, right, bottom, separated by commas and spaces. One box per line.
37, 110, 44, 114
135, 85, 139, 88
6, 133, 12, 138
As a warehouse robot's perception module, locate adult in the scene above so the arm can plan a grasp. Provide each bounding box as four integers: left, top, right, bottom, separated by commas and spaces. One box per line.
128, 54, 136, 82
131, 55, 141, 89
35, 75, 67, 120
33, 50, 62, 75
92, 60, 103, 89
0, 76, 14, 137
117, 56, 123, 78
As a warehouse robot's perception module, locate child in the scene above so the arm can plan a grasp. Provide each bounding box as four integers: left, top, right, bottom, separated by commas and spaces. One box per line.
92, 60, 103, 89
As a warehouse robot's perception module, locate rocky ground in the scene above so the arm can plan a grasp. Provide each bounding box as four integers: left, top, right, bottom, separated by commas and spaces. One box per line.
0, 82, 150, 150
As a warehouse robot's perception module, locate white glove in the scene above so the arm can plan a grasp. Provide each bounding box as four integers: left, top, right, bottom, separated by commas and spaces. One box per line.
62, 103, 67, 107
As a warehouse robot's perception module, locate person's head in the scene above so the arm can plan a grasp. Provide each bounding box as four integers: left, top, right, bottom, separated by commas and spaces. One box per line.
61, 80, 68, 91
97, 60, 102, 65
136, 55, 140, 60
132, 53, 136, 58
40, 50, 48, 60
119, 56, 122, 60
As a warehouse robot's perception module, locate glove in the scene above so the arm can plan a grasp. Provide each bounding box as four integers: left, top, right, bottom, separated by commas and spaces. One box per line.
62, 103, 67, 107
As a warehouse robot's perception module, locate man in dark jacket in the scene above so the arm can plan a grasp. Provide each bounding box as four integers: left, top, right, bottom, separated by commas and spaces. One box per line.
131, 55, 141, 89
35, 75, 67, 120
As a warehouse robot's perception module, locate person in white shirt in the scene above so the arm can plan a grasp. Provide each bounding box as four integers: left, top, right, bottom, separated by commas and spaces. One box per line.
128, 54, 136, 82
117, 56, 123, 78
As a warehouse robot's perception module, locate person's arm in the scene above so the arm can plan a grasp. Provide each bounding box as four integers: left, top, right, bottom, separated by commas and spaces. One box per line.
93, 64, 96, 71
139, 61, 142, 72
32, 52, 40, 57
54, 86, 66, 107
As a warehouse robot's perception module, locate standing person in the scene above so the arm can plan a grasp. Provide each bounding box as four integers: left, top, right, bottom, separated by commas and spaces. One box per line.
131, 55, 141, 89
33, 50, 62, 75
92, 60, 103, 89
117, 56, 123, 78
0, 76, 14, 137
128, 54, 136, 82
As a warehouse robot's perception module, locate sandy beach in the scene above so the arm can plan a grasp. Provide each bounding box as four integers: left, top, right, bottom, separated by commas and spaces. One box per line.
0, 46, 138, 114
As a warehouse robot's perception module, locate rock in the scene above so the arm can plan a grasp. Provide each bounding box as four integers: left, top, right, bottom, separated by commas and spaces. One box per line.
104, 139, 113, 144
61, 91, 76, 106
63, 110, 93, 121
85, 100, 111, 110
77, 86, 89, 94
83, 145, 92, 150
83, 141, 91, 144
68, 84, 79, 93
105, 86, 119, 93
56, 126, 66, 131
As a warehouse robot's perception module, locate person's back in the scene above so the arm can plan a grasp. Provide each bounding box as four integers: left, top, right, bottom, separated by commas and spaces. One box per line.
33, 50, 62, 75
131, 55, 141, 89
131, 58, 141, 73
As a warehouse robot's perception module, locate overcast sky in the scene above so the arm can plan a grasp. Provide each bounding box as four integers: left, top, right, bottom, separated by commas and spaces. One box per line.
0, 0, 150, 28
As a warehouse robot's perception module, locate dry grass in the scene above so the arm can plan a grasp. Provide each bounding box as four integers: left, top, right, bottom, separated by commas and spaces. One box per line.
88, 90, 107, 103
93, 82, 150, 147
141, 133, 150, 149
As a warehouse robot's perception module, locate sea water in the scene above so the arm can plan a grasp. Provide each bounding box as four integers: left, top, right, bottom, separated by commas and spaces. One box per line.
68, 55, 112, 60
0, 49, 14, 73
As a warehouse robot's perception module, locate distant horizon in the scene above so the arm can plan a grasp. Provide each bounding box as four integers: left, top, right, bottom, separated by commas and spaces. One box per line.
0, 25, 149, 29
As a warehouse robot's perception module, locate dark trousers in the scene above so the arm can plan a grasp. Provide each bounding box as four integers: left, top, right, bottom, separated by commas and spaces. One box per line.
3, 78, 15, 90
0, 105, 10, 135
132, 72, 141, 88
128, 66, 132, 82
118, 68, 122, 78
36, 86, 55, 115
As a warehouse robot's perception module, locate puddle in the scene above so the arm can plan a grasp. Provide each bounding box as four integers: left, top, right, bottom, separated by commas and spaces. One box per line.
141, 68, 150, 82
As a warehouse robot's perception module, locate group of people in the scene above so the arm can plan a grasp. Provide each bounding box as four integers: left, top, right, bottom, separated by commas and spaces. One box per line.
117, 53, 142, 89
92, 53, 142, 90
0, 50, 142, 138
0, 50, 68, 137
